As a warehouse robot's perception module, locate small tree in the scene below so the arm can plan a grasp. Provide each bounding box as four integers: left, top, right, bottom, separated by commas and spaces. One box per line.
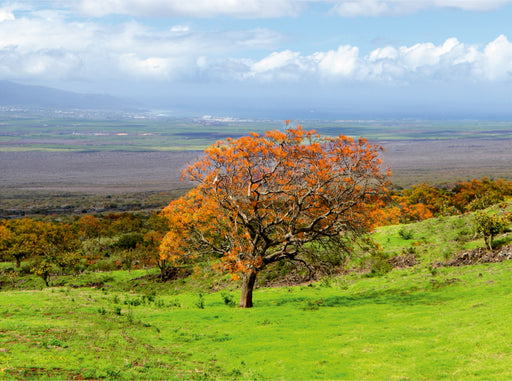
142, 230, 170, 276
161, 126, 389, 308
76, 215, 105, 242
0, 219, 45, 268
31, 259, 53, 287
473, 211, 509, 250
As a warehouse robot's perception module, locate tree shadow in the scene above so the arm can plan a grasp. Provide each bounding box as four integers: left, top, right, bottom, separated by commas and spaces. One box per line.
264, 283, 455, 309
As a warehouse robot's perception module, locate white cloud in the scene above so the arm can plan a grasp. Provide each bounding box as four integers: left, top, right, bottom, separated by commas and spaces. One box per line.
204, 35, 512, 83
0, 11, 282, 82
331, 0, 512, 17
368, 46, 398, 62
482, 34, 512, 80
313, 45, 359, 77
29, 0, 511, 18
430, 0, 511, 11
1, 5, 512, 88
332, 0, 397, 17
120, 55, 181, 79
170, 25, 190, 33
74, 0, 303, 18
248, 50, 306, 80
0, 9, 15, 22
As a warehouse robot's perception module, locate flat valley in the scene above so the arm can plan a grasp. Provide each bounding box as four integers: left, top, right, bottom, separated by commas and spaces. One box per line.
1, 117, 512, 215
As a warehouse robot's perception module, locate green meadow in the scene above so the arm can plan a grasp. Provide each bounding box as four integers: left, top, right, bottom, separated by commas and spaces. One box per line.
2, 202, 512, 380
1, 263, 512, 380
2, 117, 512, 152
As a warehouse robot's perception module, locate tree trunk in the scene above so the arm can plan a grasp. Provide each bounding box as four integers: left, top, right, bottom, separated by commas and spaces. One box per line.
239, 271, 258, 308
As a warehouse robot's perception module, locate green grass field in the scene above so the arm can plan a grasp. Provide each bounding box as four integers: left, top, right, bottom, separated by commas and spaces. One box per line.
1, 262, 512, 380
2, 117, 512, 152
2, 202, 512, 379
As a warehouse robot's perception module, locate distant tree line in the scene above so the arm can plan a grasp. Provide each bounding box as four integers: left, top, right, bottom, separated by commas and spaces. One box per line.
379, 177, 512, 225
0, 212, 170, 286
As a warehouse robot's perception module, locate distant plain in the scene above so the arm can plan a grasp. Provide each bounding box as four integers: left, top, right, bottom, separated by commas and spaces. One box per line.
1, 117, 511, 214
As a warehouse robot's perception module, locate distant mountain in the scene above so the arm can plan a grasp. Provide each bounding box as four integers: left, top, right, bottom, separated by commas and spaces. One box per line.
0, 80, 140, 111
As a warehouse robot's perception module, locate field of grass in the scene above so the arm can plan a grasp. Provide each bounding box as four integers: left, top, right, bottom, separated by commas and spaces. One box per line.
372, 214, 487, 262
2, 203, 512, 380
1, 262, 512, 380
2, 117, 512, 152
0, 117, 281, 152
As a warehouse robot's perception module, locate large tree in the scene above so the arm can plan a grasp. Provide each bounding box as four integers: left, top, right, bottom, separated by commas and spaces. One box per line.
161, 126, 389, 307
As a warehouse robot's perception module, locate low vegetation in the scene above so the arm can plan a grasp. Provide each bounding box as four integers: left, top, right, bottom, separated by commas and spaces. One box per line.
1, 177, 511, 290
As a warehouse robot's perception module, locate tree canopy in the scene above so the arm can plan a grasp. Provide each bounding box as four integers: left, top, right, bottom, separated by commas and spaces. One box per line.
161, 126, 390, 307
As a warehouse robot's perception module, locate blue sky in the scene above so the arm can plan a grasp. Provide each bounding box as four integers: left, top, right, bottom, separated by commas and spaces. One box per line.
1, 0, 512, 118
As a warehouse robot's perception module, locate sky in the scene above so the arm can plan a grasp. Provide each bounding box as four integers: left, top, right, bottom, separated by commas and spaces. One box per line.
1, 0, 512, 118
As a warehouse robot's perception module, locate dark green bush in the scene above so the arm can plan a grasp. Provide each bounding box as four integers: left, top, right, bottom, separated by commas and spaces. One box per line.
398, 227, 414, 240
114, 233, 144, 250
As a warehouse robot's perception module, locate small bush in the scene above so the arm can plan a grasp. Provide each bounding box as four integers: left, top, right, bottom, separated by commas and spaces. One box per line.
19, 262, 32, 275
366, 251, 392, 277
196, 293, 205, 309
167, 299, 181, 308
115, 233, 144, 250
302, 299, 323, 311
43, 338, 68, 348
398, 227, 414, 240
124, 297, 142, 306
220, 291, 236, 307
319, 277, 334, 288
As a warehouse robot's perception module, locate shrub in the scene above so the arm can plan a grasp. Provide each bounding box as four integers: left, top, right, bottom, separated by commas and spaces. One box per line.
31, 260, 54, 287
365, 251, 392, 277
196, 293, 205, 309
473, 211, 509, 250
220, 291, 236, 306
115, 233, 144, 250
398, 227, 414, 240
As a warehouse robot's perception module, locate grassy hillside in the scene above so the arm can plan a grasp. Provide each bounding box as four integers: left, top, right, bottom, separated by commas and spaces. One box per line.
1, 262, 512, 380
372, 202, 512, 263
1, 205, 512, 380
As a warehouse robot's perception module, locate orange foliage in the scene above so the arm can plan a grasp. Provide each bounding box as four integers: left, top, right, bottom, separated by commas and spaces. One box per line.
77, 215, 104, 239
377, 178, 512, 227
451, 177, 512, 212
161, 126, 389, 306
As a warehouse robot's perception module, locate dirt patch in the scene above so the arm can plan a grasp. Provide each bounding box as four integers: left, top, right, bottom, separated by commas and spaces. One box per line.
443, 245, 512, 266
261, 273, 318, 288
68, 281, 105, 289
2, 138, 512, 194
0, 150, 201, 194
131, 267, 192, 283
380, 138, 512, 187
389, 254, 418, 268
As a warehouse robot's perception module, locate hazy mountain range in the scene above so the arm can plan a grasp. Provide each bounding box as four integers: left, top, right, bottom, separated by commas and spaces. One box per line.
0, 81, 140, 111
